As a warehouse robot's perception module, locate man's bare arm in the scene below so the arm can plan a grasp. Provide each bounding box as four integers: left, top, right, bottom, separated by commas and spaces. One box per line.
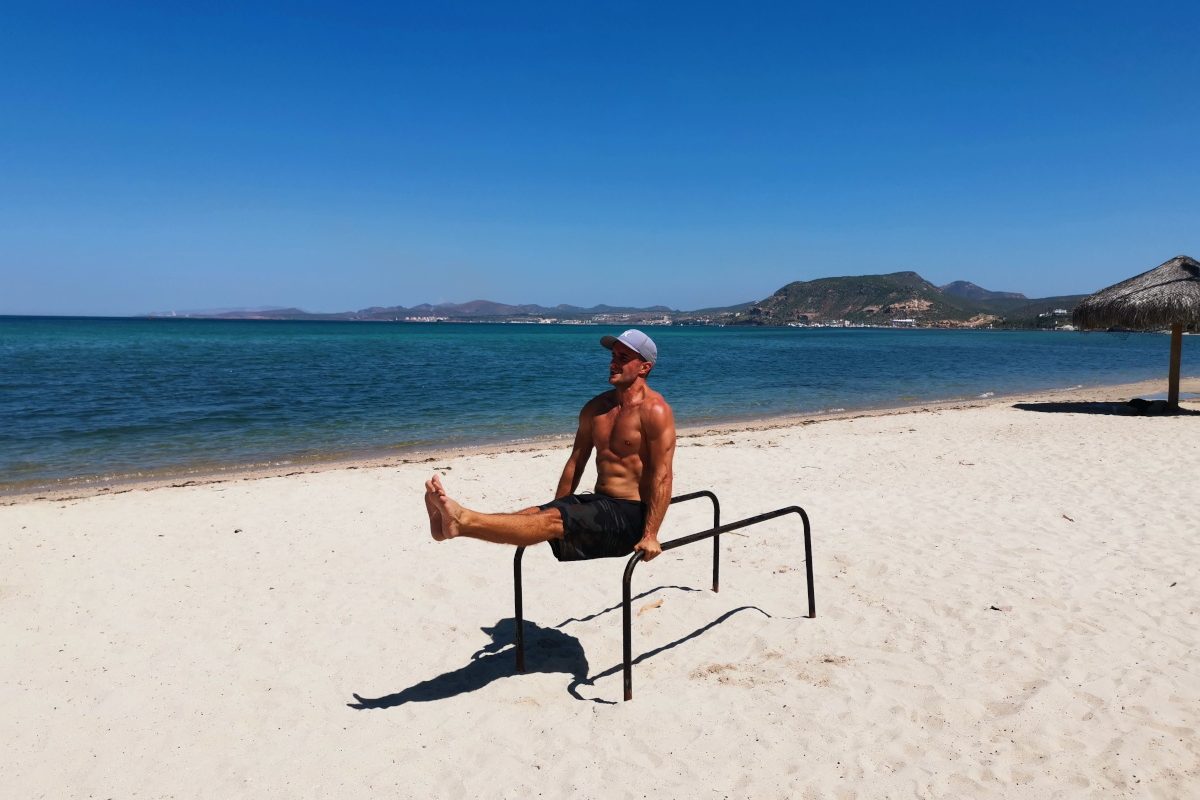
554, 404, 595, 499
633, 400, 676, 561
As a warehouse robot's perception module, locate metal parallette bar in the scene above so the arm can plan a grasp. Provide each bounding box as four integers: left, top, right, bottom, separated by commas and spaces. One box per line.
621, 552, 640, 701
710, 495, 721, 592
621, 504, 813, 700
662, 490, 722, 592
512, 491, 721, 679
513, 546, 526, 672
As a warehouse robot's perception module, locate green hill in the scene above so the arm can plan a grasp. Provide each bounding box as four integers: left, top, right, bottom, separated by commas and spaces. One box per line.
725, 271, 986, 325
940, 281, 1026, 307
991, 295, 1088, 329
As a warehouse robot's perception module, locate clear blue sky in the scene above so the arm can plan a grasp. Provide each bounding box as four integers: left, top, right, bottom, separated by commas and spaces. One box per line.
3, 1, 1198, 316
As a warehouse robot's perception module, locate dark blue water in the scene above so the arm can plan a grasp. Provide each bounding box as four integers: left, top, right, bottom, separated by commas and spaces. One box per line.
0, 317, 1191, 492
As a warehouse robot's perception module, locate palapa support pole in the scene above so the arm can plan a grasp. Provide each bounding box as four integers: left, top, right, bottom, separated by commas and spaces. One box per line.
1169, 323, 1183, 410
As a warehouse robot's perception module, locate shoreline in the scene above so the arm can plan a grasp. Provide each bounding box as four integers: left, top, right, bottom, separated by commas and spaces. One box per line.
6, 371, 1200, 797
5, 374, 1195, 505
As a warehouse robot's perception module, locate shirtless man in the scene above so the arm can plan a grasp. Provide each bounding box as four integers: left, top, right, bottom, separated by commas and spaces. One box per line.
425, 329, 676, 562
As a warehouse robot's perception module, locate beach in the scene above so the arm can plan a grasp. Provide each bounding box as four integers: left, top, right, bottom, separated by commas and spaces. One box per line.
3, 377, 1199, 798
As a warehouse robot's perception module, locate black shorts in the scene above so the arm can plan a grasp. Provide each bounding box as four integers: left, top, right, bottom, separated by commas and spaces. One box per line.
538, 493, 647, 562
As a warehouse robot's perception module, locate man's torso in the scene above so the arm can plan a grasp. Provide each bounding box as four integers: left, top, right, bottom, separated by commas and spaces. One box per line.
586, 388, 665, 502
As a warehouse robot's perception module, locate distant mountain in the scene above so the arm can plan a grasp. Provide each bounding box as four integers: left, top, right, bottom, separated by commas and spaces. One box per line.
990, 294, 1088, 328
147, 305, 295, 317
940, 281, 1026, 303
159, 300, 675, 321
350, 300, 675, 320
146, 272, 1087, 329
725, 271, 987, 325
715, 273, 1089, 328
190, 307, 349, 320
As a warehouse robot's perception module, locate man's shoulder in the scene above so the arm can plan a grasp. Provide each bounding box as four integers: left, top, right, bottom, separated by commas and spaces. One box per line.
640, 389, 675, 425
581, 390, 617, 413
643, 387, 672, 410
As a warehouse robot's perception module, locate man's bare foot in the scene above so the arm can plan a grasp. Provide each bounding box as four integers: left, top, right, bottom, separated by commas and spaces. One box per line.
424, 478, 444, 541
430, 474, 464, 540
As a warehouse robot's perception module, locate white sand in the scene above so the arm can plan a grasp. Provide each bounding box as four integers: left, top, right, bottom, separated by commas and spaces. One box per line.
3, 379, 1199, 798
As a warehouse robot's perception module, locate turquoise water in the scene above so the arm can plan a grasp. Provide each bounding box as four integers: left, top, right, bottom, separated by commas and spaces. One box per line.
0, 317, 1191, 492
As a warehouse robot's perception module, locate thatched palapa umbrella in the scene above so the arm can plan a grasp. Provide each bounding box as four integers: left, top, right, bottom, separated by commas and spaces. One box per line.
1073, 255, 1200, 409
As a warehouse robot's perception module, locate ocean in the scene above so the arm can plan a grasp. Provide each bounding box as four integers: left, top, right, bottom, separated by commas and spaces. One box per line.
0, 316, 1191, 494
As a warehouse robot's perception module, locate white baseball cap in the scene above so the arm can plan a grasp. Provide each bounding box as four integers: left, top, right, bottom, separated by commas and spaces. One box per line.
600, 329, 658, 364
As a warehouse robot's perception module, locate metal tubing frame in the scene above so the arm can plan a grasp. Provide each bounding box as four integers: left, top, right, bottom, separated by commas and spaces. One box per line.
511, 492, 814, 702
513, 546, 525, 672
622, 504, 813, 700
512, 491, 719, 675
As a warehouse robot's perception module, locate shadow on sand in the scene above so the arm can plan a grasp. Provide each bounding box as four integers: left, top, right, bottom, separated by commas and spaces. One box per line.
1013, 400, 1200, 416
348, 586, 769, 708
348, 618, 594, 708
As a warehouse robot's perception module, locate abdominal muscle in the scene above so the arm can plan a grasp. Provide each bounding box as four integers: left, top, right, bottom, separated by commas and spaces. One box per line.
593, 451, 644, 502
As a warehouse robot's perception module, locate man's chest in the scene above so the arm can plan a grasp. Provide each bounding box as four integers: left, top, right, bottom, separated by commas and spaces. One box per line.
593, 408, 643, 455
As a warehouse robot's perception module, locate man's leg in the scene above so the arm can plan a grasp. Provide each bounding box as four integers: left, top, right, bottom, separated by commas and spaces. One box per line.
425, 475, 564, 546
